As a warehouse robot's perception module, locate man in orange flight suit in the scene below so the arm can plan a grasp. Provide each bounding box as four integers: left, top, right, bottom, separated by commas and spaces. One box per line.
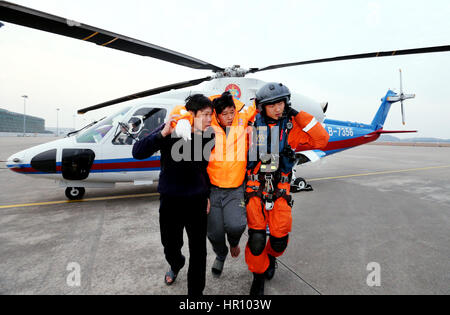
207, 91, 256, 277
245, 82, 329, 295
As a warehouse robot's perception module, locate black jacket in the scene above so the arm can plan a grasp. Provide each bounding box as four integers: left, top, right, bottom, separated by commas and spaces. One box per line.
132, 124, 215, 197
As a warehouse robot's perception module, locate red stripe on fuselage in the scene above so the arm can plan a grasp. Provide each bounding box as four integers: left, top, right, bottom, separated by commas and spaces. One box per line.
91, 160, 161, 171
324, 133, 380, 151
10, 161, 161, 174
11, 165, 62, 173
296, 131, 380, 152
10, 167, 36, 174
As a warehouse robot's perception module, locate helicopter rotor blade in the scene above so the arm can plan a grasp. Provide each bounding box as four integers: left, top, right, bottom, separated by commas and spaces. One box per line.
0, 1, 224, 72
401, 101, 405, 126
249, 45, 450, 74
77, 76, 213, 114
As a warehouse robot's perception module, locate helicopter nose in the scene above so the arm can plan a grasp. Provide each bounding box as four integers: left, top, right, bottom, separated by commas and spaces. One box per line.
6, 153, 27, 172
8, 148, 59, 175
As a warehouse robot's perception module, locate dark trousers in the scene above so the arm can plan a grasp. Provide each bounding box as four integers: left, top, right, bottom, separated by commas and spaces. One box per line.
159, 193, 208, 296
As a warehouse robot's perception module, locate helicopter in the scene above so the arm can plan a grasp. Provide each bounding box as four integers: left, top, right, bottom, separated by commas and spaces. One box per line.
2, 1, 449, 200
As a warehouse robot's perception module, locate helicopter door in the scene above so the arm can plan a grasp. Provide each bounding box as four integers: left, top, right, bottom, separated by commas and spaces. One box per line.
61, 149, 96, 180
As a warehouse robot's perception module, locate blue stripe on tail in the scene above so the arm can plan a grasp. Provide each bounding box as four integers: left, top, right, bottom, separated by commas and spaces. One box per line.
370, 90, 397, 130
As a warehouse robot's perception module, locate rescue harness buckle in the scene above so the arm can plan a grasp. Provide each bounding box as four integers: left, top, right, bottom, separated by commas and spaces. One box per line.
245, 172, 294, 210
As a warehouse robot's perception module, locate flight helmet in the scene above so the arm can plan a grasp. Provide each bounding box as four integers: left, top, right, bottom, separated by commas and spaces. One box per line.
255, 82, 291, 112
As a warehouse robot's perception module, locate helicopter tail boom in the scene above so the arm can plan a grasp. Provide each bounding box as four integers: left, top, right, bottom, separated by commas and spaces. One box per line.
370, 89, 415, 131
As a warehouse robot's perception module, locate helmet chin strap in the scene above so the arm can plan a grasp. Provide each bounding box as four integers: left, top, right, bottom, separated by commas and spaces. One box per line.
261, 109, 283, 124
261, 98, 291, 123
263, 113, 279, 124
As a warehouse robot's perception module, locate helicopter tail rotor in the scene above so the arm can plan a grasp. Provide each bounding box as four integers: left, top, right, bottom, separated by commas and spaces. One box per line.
384, 70, 415, 126
400, 69, 406, 125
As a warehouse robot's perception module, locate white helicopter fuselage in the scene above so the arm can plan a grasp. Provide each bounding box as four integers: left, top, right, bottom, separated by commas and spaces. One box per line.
6, 77, 325, 193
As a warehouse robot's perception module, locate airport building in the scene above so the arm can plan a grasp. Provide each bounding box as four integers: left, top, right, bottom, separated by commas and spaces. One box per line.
0, 108, 46, 133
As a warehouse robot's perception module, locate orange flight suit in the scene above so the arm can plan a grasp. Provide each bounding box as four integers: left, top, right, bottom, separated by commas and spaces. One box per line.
245, 110, 329, 274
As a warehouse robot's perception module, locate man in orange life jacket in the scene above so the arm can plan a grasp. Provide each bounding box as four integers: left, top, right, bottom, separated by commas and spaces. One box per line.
207, 91, 256, 277
245, 83, 329, 295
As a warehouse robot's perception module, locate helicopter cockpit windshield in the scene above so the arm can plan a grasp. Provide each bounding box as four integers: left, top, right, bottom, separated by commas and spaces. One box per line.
76, 107, 132, 144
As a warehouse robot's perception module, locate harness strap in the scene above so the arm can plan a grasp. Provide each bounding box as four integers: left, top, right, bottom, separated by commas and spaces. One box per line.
245, 172, 294, 208
274, 189, 294, 207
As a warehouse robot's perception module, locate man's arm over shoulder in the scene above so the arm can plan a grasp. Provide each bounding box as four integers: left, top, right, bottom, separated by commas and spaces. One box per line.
289, 111, 329, 150
132, 124, 166, 160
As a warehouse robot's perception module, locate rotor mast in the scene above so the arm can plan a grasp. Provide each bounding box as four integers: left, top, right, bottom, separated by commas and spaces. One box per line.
213, 65, 250, 78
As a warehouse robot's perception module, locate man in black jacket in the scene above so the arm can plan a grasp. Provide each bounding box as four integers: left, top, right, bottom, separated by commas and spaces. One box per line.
133, 94, 214, 296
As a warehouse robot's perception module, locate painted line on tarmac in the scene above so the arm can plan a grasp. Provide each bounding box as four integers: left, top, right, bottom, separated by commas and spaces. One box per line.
0, 192, 160, 210
307, 164, 450, 182
2, 165, 449, 210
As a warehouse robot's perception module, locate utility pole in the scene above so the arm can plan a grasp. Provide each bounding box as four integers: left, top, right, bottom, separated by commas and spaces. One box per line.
56, 108, 60, 137
22, 95, 28, 136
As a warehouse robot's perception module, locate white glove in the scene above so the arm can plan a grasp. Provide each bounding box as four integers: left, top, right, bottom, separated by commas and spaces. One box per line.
175, 119, 192, 141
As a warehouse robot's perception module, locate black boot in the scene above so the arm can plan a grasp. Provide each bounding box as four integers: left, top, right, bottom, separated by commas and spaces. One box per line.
265, 255, 277, 280
250, 273, 265, 296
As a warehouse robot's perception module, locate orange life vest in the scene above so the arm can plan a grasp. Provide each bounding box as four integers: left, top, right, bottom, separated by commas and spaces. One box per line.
207, 95, 256, 188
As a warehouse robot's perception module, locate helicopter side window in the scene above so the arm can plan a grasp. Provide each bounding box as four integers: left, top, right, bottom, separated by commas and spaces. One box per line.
113, 107, 167, 145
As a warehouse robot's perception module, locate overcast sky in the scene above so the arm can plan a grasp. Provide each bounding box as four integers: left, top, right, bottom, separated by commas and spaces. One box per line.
1, 0, 449, 138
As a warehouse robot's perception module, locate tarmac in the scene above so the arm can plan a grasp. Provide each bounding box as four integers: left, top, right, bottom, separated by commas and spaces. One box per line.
0, 137, 449, 295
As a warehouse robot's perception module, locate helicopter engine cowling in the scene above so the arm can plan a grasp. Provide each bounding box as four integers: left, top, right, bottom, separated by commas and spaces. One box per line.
202, 77, 326, 123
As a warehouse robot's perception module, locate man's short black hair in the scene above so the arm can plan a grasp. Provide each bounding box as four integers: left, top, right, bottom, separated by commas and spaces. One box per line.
212, 91, 235, 115
185, 94, 213, 115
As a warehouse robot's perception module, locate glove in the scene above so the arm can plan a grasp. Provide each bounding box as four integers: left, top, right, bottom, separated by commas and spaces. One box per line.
175, 119, 192, 141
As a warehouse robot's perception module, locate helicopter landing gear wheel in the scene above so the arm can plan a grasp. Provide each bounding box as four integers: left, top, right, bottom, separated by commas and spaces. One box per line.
291, 177, 313, 193
65, 187, 85, 200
